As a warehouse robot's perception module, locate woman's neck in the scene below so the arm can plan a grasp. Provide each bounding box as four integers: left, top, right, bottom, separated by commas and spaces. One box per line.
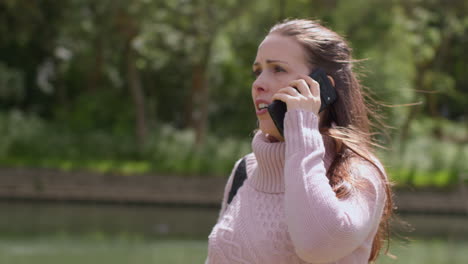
265, 133, 281, 143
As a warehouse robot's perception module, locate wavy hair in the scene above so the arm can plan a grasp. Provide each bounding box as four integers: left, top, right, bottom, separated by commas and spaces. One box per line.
269, 18, 394, 262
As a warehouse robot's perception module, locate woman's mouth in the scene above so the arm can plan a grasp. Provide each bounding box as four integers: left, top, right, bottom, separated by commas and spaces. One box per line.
256, 100, 270, 115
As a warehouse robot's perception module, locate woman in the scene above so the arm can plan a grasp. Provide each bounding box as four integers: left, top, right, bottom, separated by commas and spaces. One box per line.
206, 19, 393, 264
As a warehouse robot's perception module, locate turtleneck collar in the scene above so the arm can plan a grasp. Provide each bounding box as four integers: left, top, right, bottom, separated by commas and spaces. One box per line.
249, 130, 336, 194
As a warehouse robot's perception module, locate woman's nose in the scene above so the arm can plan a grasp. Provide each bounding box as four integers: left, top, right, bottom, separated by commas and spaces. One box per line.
253, 76, 268, 93
254, 85, 266, 93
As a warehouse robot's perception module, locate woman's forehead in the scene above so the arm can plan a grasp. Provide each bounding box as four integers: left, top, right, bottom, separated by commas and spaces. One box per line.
256, 34, 306, 64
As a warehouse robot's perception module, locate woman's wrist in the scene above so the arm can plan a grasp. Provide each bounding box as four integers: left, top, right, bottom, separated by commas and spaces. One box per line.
284, 109, 324, 156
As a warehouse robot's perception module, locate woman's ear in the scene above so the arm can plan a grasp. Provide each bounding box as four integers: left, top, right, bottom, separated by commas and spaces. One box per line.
327, 75, 335, 87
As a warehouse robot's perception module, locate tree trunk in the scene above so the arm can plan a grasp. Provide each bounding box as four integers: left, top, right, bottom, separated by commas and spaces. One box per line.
278, 0, 286, 19
125, 38, 147, 150
184, 34, 213, 146
189, 61, 209, 146
88, 34, 104, 92
55, 70, 68, 112
87, 2, 104, 92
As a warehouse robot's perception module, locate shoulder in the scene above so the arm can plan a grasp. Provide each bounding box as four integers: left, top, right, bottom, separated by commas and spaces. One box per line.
346, 150, 387, 181
349, 153, 390, 222
225, 153, 256, 187
244, 152, 257, 177
351, 154, 391, 202
229, 153, 257, 181
346, 153, 389, 199
216, 153, 256, 218
230, 152, 255, 171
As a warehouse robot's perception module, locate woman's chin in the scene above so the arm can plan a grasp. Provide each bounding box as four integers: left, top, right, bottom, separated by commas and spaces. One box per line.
259, 122, 284, 142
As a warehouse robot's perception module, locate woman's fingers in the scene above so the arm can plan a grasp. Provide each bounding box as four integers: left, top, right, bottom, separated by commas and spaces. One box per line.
272, 76, 322, 114
277, 86, 300, 97
297, 74, 320, 98
272, 92, 294, 103
272, 87, 298, 103
288, 79, 312, 97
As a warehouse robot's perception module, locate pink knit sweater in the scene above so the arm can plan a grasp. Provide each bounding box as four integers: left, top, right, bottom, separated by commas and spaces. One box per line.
206, 109, 387, 264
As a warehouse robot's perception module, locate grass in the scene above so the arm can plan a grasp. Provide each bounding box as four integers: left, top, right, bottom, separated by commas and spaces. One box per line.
0, 236, 467, 264
2, 154, 465, 187
379, 239, 468, 264
387, 168, 462, 188
0, 156, 154, 175
0, 236, 207, 264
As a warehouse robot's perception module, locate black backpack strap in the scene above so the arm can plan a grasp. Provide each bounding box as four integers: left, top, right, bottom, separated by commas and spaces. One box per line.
227, 157, 248, 205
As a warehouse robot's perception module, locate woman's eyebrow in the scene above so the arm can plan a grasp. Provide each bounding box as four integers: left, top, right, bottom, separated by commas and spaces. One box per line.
266, 59, 289, 64
253, 59, 289, 67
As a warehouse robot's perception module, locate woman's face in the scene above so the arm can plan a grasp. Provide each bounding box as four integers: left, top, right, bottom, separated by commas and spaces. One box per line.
252, 33, 310, 141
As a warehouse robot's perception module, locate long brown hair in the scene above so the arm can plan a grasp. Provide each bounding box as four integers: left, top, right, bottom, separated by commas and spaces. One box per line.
269, 19, 394, 262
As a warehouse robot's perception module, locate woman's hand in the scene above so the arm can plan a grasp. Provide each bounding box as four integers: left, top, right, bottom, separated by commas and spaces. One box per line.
271, 74, 321, 115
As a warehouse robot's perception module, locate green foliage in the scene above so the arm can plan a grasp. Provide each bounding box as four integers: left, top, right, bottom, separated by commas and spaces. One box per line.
0, 0, 467, 186
380, 117, 467, 187
142, 123, 251, 176
1, 109, 466, 187
0, 111, 251, 177
54, 89, 135, 134
0, 63, 25, 104
0, 110, 45, 158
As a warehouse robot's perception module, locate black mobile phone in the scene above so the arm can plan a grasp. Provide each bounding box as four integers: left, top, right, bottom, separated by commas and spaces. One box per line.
267, 68, 337, 137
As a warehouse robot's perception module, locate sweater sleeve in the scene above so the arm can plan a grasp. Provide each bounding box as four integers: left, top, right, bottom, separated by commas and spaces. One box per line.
283, 109, 386, 263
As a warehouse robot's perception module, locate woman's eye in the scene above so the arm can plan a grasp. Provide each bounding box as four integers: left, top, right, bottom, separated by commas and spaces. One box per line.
252, 69, 261, 78
274, 66, 286, 73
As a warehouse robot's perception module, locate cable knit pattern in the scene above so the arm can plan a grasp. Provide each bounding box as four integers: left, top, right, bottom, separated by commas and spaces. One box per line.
206, 109, 386, 264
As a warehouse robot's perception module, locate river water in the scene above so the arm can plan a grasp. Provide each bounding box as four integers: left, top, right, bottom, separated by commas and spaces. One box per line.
2, 201, 468, 239
1, 200, 467, 263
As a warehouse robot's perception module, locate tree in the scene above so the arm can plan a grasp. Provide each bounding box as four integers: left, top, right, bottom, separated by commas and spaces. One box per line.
149, 0, 254, 146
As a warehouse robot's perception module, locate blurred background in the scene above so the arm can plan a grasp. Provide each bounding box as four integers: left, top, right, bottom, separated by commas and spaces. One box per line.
0, 0, 467, 263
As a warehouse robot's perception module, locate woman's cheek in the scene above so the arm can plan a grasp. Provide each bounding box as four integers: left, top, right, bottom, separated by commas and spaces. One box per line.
278, 74, 295, 87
